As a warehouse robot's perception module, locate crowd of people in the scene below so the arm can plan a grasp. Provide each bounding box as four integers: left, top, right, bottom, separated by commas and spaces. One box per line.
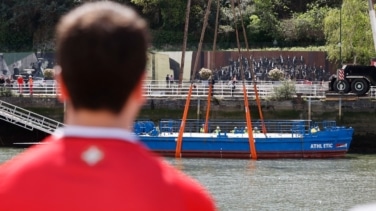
165, 74, 175, 87
0, 74, 34, 95
0, 75, 12, 87
200, 125, 261, 134
195, 55, 329, 83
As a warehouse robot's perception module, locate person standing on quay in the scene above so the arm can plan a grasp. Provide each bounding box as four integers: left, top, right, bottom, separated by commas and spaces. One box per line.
166, 74, 170, 88
17, 75, 24, 94
28, 75, 33, 96
0, 2, 215, 211
0, 76, 5, 87
169, 74, 174, 84
230, 76, 236, 97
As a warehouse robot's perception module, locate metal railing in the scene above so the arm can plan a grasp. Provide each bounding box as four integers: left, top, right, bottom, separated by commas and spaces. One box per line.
135, 119, 338, 134
1, 81, 59, 96
3, 80, 376, 99
369, 86, 376, 98
144, 80, 328, 99
0, 100, 65, 134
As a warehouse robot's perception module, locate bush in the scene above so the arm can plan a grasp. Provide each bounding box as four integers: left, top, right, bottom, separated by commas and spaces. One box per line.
271, 80, 296, 100
268, 68, 284, 81
0, 87, 13, 97
199, 68, 212, 80
43, 68, 54, 79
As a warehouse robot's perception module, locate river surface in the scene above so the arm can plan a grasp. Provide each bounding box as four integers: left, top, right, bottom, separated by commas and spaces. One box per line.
1, 148, 375, 210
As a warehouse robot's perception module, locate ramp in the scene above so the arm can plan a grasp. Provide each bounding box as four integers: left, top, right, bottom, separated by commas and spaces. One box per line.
0, 100, 64, 134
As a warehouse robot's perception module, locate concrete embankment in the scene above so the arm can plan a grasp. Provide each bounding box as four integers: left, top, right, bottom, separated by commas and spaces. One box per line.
0, 96, 375, 153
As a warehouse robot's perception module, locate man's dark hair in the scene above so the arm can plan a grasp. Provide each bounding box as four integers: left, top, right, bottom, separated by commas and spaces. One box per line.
56, 1, 149, 114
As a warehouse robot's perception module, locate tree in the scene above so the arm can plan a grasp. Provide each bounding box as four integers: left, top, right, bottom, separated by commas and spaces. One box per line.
251, 0, 282, 42
281, 4, 329, 45
131, 0, 187, 30
220, 0, 254, 30
324, 0, 375, 65
0, 0, 79, 51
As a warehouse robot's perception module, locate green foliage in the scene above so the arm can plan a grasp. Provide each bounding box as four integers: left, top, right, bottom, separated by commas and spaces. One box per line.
198, 68, 212, 79
43, 69, 54, 79
0, 0, 351, 52
131, 0, 162, 28
0, 0, 79, 51
131, 0, 187, 30
251, 0, 281, 41
160, 0, 186, 30
0, 17, 7, 50
0, 87, 13, 97
151, 30, 192, 50
281, 4, 329, 44
324, 0, 375, 65
271, 80, 296, 100
248, 15, 261, 37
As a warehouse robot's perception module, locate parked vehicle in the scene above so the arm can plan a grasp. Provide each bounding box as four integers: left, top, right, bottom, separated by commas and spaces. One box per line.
328, 65, 376, 95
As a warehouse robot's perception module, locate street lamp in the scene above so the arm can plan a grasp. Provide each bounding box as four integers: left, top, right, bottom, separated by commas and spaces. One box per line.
338, 42, 342, 67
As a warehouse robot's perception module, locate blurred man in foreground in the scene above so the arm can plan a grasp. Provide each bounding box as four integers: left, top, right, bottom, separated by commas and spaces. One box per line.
0, 2, 215, 210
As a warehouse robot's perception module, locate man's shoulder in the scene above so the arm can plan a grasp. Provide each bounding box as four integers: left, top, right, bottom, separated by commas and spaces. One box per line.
0, 139, 215, 210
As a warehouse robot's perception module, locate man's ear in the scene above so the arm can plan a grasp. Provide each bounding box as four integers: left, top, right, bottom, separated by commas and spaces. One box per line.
54, 66, 69, 102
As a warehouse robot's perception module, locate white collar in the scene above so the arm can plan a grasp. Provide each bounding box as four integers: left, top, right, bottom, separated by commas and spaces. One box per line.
52, 125, 139, 143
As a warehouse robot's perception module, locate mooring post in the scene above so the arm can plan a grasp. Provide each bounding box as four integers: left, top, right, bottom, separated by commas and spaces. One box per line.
308, 97, 311, 121
339, 96, 342, 121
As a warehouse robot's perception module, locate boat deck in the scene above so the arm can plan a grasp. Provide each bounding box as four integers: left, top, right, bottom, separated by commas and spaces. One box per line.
140, 132, 303, 138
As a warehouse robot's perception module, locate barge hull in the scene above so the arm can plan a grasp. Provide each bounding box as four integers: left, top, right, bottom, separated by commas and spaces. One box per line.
152, 150, 348, 159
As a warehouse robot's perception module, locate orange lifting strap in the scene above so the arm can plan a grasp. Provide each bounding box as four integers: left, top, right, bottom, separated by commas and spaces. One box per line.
175, 0, 212, 158
230, 0, 257, 159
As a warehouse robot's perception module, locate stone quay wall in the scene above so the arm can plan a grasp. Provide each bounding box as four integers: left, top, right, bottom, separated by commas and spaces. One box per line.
0, 96, 375, 153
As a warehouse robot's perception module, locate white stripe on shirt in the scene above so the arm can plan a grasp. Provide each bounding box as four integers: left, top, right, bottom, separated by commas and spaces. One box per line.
52, 126, 139, 143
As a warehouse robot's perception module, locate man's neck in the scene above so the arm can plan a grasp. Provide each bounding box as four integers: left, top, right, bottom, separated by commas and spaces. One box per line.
65, 109, 133, 131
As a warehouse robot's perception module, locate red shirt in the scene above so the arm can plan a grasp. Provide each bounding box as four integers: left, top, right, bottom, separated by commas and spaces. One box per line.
0, 126, 216, 211
17, 77, 24, 84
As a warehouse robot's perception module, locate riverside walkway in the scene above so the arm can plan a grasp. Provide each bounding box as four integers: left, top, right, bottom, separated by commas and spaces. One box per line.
3, 80, 376, 99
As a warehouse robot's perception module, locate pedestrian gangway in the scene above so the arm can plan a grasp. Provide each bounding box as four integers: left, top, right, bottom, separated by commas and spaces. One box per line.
0, 100, 64, 134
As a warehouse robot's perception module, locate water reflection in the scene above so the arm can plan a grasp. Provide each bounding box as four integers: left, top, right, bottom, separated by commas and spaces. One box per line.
165, 156, 376, 210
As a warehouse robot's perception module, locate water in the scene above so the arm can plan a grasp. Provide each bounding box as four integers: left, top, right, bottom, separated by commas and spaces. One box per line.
1, 148, 376, 210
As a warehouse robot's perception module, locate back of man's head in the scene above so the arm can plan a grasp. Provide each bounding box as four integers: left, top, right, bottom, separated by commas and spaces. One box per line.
56, 1, 149, 114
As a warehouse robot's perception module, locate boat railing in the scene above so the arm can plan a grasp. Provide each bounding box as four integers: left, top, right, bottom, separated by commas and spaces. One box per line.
134, 119, 338, 136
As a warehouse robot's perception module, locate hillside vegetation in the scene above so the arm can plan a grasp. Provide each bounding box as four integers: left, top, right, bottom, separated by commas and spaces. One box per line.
1, 0, 375, 65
